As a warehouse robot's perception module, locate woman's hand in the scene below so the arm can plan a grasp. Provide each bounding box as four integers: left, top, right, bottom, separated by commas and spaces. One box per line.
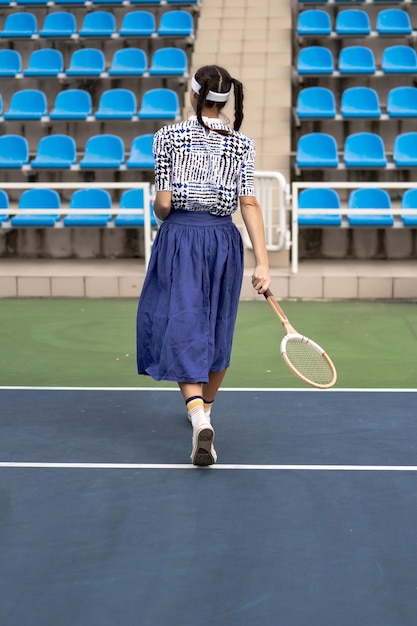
252, 264, 270, 294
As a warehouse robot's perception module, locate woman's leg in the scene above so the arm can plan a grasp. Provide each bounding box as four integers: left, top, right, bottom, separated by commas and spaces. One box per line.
178, 381, 217, 466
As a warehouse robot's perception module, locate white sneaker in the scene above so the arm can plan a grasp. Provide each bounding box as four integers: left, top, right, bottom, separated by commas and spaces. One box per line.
190, 422, 217, 467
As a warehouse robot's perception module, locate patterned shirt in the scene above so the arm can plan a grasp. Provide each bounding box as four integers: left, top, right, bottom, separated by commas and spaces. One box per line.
153, 116, 255, 216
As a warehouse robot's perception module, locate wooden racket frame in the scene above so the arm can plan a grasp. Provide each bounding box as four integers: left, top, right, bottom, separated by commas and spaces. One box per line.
263, 289, 337, 389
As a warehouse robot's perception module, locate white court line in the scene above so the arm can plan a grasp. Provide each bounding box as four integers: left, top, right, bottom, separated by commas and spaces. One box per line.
0, 386, 416, 393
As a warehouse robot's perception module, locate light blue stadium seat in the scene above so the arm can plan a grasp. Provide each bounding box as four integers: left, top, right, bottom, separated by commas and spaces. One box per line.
11, 189, 61, 227
126, 134, 155, 168
0, 50, 22, 77
24, 49, 64, 77
115, 189, 157, 227
149, 47, 188, 75
296, 87, 336, 119
347, 189, 393, 227
296, 133, 339, 168
16, 0, 48, 4
79, 135, 124, 168
298, 188, 342, 226
0, 190, 9, 224
130, 0, 162, 3
92, 0, 124, 4
167, 0, 198, 3
297, 10, 331, 36
50, 89, 92, 120
341, 87, 381, 118
95, 89, 137, 119
297, 46, 334, 74
119, 11, 156, 36
157, 10, 194, 36
0, 13, 37, 37
108, 48, 147, 76
64, 189, 112, 227
298, 0, 329, 2
0, 135, 29, 168
55, 0, 86, 5
393, 132, 417, 167
39, 12, 77, 37
401, 189, 417, 226
376, 9, 412, 35
387, 86, 417, 118
335, 9, 370, 35
382, 46, 417, 73
79, 11, 116, 37
31, 135, 77, 169
4, 89, 47, 120
66, 48, 106, 76
338, 46, 376, 74
139, 88, 180, 119
344, 132, 387, 168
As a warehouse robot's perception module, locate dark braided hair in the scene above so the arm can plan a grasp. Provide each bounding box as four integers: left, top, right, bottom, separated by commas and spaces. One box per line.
194, 65, 244, 136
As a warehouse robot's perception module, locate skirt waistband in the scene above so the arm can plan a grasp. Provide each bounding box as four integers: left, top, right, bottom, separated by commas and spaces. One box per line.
166, 209, 233, 226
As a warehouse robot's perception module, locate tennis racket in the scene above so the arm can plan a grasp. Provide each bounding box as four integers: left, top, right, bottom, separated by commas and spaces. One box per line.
263, 289, 337, 389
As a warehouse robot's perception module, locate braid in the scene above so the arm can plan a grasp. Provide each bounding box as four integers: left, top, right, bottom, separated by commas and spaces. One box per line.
231, 78, 244, 131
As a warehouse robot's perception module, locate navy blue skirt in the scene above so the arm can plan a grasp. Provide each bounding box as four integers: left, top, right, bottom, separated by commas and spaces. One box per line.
136, 210, 244, 382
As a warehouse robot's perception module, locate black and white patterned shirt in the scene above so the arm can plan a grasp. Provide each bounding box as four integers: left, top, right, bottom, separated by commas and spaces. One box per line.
153, 116, 255, 216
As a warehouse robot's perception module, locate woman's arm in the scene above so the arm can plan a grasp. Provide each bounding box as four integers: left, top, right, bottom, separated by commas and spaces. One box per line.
239, 195, 270, 294
153, 190, 172, 222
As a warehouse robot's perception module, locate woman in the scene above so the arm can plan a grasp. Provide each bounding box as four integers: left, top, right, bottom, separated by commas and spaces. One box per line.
137, 65, 270, 466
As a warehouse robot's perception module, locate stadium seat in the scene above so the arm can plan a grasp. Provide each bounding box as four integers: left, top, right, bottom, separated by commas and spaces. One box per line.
149, 47, 188, 75
39, 12, 77, 37
23, 49, 64, 77
92, 0, 124, 4
0, 13, 37, 37
55, 0, 86, 5
296, 87, 336, 119
126, 134, 155, 168
401, 189, 417, 226
393, 133, 417, 167
108, 48, 147, 76
387, 86, 417, 118
376, 9, 412, 35
341, 87, 381, 118
382, 46, 417, 73
50, 89, 92, 120
31, 135, 77, 169
344, 133, 387, 168
138, 88, 180, 119
347, 188, 394, 227
130, 0, 162, 3
4, 89, 47, 120
119, 11, 156, 36
297, 46, 334, 74
79, 135, 124, 168
296, 133, 339, 168
167, 0, 198, 3
296, 10, 331, 36
64, 189, 112, 227
11, 189, 61, 227
66, 48, 106, 76
0, 190, 9, 224
157, 10, 194, 36
114, 188, 157, 227
0, 135, 29, 168
79, 11, 116, 37
298, 188, 342, 226
338, 46, 376, 74
335, 9, 371, 36
0, 50, 22, 77
95, 89, 137, 119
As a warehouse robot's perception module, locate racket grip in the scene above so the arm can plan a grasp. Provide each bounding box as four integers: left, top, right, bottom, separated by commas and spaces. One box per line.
263, 288, 273, 299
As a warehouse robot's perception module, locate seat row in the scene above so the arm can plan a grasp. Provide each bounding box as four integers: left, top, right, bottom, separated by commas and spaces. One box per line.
297, 0, 417, 4
298, 8, 414, 36
297, 187, 417, 227
0, 133, 156, 169
296, 131, 417, 168
0, 47, 187, 77
0, 10, 193, 38
0, 0, 198, 5
0, 87, 179, 121
297, 44, 417, 74
296, 85, 417, 119
0, 187, 157, 227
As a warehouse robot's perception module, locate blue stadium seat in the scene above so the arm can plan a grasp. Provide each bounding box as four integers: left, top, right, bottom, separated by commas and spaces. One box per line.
64, 189, 112, 227
157, 10, 194, 36
149, 47, 188, 75
55, 0, 86, 5
382, 46, 417, 73
79, 11, 116, 37
167, 0, 198, 3
31, 135, 77, 169
130, 0, 162, 3
79, 135, 124, 168
39, 12, 77, 37
296, 133, 339, 168
108, 48, 147, 76
298, 0, 329, 2
341, 87, 381, 118
387, 86, 417, 118
298, 188, 342, 226
297, 10, 331, 36
401, 189, 417, 226
4, 89, 47, 120
296, 87, 336, 119
338, 46, 376, 74
119, 11, 156, 36
92, 0, 124, 4
335, 9, 371, 35
126, 134, 155, 168
115, 189, 157, 227
344, 133, 387, 168
139, 88, 180, 119
0, 190, 9, 224
66, 48, 106, 76
0, 50, 22, 77
297, 46, 334, 74
393, 132, 417, 167
0, 135, 29, 168
95, 89, 137, 119
23, 49, 64, 77
0, 13, 37, 37
50, 89, 92, 120
11, 189, 61, 227
347, 189, 394, 227
376, 9, 412, 35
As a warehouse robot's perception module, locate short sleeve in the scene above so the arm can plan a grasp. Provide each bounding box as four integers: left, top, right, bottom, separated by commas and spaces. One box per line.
237, 138, 256, 197
153, 128, 172, 191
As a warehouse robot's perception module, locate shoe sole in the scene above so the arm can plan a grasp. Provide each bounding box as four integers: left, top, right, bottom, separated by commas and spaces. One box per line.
191, 426, 217, 467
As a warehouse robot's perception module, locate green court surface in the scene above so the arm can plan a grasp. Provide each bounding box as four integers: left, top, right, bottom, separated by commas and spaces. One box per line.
0, 299, 416, 389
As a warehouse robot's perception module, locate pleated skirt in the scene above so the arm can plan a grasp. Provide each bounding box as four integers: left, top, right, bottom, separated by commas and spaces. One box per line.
136, 209, 244, 382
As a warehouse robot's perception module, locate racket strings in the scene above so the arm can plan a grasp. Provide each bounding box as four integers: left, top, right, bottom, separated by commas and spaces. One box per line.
285, 339, 334, 386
